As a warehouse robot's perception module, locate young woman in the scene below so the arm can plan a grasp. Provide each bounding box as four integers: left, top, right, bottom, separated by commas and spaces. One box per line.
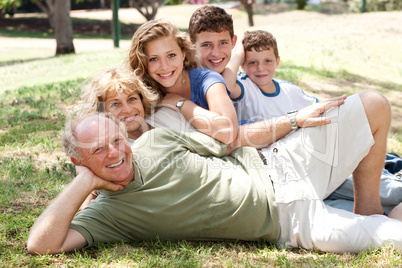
81, 66, 160, 142
127, 19, 238, 145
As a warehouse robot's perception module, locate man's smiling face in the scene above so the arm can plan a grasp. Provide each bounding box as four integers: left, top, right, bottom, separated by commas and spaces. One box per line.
75, 115, 134, 186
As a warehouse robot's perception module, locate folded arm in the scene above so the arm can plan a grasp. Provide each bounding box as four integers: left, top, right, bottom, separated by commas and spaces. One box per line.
161, 83, 238, 145
27, 167, 123, 255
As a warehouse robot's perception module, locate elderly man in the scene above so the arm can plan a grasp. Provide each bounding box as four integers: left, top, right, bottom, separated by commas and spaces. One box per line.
28, 91, 402, 255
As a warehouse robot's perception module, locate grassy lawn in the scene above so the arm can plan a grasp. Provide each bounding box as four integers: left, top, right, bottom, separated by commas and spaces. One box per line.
1, 4, 402, 267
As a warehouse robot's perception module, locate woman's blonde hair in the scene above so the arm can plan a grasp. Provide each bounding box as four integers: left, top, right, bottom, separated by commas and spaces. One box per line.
81, 66, 160, 117
127, 19, 198, 96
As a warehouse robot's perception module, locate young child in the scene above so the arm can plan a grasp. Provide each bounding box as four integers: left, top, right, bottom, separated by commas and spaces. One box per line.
222, 29, 402, 214
224, 30, 318, 125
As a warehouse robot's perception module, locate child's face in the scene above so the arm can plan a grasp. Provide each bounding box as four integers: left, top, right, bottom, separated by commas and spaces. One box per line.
193, 31, 236, 74
242, 48, 280, 89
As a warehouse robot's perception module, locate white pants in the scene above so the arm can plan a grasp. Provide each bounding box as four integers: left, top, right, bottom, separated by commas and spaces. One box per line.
261, 93, 402, 253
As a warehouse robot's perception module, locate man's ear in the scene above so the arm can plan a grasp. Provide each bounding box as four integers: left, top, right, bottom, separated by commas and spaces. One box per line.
231, 35, 238, 49
71, 157, 81, 166
276, 56, 281, 67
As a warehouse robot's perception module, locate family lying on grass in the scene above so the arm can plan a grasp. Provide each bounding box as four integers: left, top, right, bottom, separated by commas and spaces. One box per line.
27, 6, 402, 255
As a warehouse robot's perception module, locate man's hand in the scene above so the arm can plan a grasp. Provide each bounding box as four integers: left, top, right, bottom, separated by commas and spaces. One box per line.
296, 95, 347, 128
227, 94, 348, 152
75, 166, 124, 192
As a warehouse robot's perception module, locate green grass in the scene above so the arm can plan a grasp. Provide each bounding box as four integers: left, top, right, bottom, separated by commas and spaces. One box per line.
0, 50, 129, 93
1, 4, 402, 267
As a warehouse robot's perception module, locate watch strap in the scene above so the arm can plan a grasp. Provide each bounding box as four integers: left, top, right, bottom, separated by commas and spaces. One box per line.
287, 110, 299, 130
176, 99, 187, 111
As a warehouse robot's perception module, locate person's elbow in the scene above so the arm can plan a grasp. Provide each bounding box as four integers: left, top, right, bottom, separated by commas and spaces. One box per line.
26, 232, 66, 255
27, 238, 58, 255
214, 124, 238, 145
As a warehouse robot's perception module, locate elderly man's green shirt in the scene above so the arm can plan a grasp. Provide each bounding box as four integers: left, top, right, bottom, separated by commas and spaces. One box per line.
70, 128, 279, 247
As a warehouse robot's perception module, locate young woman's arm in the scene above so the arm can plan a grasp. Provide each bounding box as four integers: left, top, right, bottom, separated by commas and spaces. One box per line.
162, 83, 238, 144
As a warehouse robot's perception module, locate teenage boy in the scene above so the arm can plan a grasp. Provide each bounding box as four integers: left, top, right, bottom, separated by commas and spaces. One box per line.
188, 6, 402, 215
223, 29, 402, 214
188, 6, 238, 80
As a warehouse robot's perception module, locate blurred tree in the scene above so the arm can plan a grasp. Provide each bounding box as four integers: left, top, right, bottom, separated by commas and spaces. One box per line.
34, 0, 55, 27
55, 0, 75, 54
239, 0, 254, 26
0, 0, 19, 18
296, 0, 307, 9
0, 0, 75, 55
130, 0, 164, 21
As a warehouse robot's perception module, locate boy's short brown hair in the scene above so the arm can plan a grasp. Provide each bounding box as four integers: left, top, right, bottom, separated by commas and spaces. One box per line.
242, 30, 279, 58
188, 5, 234, 43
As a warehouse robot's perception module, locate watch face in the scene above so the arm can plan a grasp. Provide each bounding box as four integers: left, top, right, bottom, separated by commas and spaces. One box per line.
176, 100, 185, 109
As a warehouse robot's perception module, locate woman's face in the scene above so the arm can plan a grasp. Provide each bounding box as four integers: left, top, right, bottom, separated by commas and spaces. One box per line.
105, 91, 146, 139
145, 36, 186, 91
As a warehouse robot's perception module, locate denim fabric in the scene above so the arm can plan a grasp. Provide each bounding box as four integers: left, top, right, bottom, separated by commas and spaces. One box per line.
385, 153, 402, 174
325, 168, 402, 214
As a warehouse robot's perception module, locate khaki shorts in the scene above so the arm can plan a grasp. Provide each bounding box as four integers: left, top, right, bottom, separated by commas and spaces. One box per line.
261, 93, 402, 253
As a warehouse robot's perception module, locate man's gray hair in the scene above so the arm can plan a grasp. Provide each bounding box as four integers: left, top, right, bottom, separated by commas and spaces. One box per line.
61, 109, 127, 163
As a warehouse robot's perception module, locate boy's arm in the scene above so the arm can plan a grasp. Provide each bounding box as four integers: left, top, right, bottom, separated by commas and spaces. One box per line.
221, 40, 244, 100
227, 95, 347, 153
27, 167, 123, 255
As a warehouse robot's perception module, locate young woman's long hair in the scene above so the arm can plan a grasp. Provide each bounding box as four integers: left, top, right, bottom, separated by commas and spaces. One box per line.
127, 19, 198, 97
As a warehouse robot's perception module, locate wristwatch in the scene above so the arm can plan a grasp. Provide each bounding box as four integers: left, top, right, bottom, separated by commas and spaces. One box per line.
287, 110, 299, 130
176, 99, 187, 111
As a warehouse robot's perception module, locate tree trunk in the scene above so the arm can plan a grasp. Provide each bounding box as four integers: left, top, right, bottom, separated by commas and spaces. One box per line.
100, 0, 106, 9
131, 0, 162, 21
240, 0, 254, 27
34, 0, 55, 29
54, 0, 75, 55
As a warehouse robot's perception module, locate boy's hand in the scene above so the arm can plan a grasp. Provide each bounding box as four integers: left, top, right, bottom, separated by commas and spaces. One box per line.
296, 95, 347, 128
232, 38, 245, 65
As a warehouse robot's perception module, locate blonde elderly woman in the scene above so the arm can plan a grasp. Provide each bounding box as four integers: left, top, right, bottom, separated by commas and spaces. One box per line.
81, 66, 159, 141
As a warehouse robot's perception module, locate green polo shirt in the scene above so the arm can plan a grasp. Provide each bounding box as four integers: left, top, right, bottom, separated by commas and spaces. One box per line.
70, 128, 279, 246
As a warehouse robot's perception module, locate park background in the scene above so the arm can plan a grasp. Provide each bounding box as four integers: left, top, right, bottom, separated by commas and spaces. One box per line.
1, 0, 402, 266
